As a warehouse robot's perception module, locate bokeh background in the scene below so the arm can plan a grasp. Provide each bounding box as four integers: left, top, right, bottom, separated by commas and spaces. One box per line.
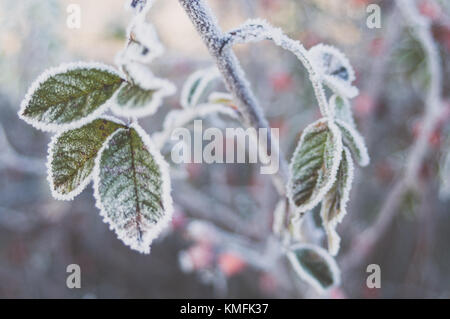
0, 0, 449, 298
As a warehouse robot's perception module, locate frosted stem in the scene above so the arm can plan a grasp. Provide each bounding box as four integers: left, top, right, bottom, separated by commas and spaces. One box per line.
177, 0, 289, 195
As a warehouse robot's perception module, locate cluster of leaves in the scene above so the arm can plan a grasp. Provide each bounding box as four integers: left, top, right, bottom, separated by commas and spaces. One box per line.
222, 19, 370, 291
288, 44, 370, 258
17, 1, 370, 294
18, 0, 175, 254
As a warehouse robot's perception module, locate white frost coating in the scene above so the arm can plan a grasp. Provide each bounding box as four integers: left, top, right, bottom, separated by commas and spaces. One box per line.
117, 21, 165, 66
308, 44, 359, 99
324, 75, 359, 99
111, 62, 175, 118
152, 103, 239, 149
122, 62, 167, 91
125, 0, 154, 16
92, 122, 173, 254
18, 61, 124, 133
329, 94, 356, 128
46, 115, 125, 201
180, 66, 221, 108
224, 19, 330, 117
286, 243, 341, 293
287, 118, 343, 216
320, 147, 354, 256
308, 44, 356, 83
335, 119, 370, 167
208, 91, 233, 104
112, 78, 176, 119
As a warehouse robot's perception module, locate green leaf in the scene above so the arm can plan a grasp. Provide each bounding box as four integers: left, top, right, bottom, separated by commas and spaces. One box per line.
93, 123, 173, 254
48, 117, 125, 200
19, 62, 123, 132
287, 243, 340, 292
320, 147, 354, 256
112, 78, 175, 118
335, 119, 370, 167
181, 67, 220, 108
288, 119, 343, 216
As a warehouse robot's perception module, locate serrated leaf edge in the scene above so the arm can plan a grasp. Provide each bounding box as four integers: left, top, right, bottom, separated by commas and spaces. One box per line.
287, 118, 343, 215
46, 115, 126, 201
335, 119, 370, 167
92, 122, 173, 254
320, 146, 354, 256
18, 61, 125, 133
111, 77, 176, 118
286, 243, 341, 293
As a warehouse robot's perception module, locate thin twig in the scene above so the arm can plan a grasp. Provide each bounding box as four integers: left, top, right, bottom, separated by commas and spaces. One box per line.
177, 0, 289, 195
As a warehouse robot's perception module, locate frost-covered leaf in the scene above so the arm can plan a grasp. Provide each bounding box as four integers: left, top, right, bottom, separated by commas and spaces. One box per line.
320, 147, 354, 256
288, 119, 343, 216
329, 95, 356, 128
19, 62, 123, 132
93, 123, 173, 253
335, 119, 370, 167
117, 21, 164, 65
48, 117, 125, 200
309, 44, 358, 99
287, 243, 340, 292
113, 78, 175, 118
181, 67, 221, 108
126, 0, 153, 14
112, 62, 175, 118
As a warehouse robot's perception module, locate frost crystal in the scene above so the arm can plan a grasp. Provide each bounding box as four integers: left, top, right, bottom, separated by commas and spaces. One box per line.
288, 118, 343, 216
18, 62, 124, 132
93, 122, 173, 254
335, 119, 370, 167
329, 95, 356, 128
112, 63, 176, 118
117, 21, 164, 66
47, 116, 125, 201
287, 243, 341, 293
320, 147, 354, 256
308, 44, 359, 99
180, 66, 221, 108
224, 19, 330, 116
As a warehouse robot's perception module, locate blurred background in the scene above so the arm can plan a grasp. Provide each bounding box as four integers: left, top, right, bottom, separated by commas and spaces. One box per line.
0, 0, 449, 298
